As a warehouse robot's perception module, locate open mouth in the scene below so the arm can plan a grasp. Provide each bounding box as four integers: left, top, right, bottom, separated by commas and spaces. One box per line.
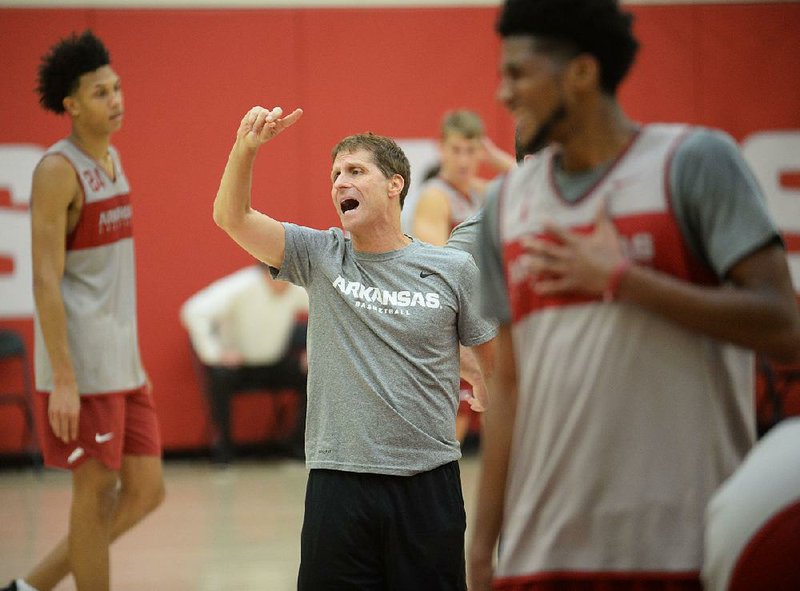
340, 199, 359, 213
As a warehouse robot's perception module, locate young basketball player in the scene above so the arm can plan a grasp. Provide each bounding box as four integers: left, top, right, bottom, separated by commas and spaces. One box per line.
3, 31, 164, 591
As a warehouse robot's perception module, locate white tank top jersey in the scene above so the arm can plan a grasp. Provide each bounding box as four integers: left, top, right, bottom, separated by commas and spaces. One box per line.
34, 138, 146, 395
421, 176, 482, 230
496, 125, 755, 579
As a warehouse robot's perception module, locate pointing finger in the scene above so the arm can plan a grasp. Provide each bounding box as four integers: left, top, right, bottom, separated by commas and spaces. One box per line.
278, 108, 304, 129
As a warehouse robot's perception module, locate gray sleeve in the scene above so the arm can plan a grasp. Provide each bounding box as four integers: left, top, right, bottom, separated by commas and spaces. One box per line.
477, 186, 512, 324
446, 175, 505, 262
446, 210, 483, 263
270, 223, 330, 288
455, 254, 498, 347
670, 128, 781, 278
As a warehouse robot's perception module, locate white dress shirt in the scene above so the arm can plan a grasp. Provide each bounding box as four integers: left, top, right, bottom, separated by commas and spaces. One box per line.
181, 266, 309, 365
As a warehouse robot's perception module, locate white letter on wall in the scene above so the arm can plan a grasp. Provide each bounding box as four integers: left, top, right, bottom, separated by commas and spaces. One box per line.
0, 144, 44, 318
742, 132, 800, 292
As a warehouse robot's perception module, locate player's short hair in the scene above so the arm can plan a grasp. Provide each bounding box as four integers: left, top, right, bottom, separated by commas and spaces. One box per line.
37, 30, 111, 114
331, 133, 411, 207
441, 110, 485, 140
497, 0, 639, 95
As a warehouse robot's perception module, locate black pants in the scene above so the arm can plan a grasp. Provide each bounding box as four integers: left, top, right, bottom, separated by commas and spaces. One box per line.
298, 461, 466, 591
204, 326, 307, 462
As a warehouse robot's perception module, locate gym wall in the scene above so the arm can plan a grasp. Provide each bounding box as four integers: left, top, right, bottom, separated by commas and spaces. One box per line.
1, 1, 798, 453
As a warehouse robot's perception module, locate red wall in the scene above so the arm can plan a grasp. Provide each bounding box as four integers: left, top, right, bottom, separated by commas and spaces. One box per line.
1, 3, 799, 452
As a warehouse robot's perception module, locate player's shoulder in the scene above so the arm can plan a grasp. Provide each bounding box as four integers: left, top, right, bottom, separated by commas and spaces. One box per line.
35, 151, 76, 179
669, 125, 744, 179
676, 125, 739, 157
32, 152, 80, 203
416, 182, 450, 206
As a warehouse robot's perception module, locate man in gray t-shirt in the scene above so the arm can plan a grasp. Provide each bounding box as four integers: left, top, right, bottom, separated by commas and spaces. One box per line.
214, 105, 495, 590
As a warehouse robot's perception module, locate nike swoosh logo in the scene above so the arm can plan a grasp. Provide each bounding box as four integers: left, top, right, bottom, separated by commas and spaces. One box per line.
95, 432, 114, 443
420, 271, 435, 278
68, 447, 85, 464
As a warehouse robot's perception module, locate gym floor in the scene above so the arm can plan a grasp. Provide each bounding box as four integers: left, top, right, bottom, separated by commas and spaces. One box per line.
0, 455, 480, 590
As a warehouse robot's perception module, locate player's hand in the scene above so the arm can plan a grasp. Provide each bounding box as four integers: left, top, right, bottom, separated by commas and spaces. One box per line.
237, 105, 303, 149
523, 198, 626, 296
48, 380, 80, 443
481, 136, 516, 172
466, 382, 488, 412
144, 371, 154, 397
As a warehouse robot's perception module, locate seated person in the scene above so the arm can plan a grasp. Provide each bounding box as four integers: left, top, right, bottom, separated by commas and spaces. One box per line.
181, 263, 309, 462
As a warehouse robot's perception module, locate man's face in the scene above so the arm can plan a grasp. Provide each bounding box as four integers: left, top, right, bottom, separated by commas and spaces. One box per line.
330, 148, 399, 234
67, 65, 124, 134
439, 132, 483, 186
497, 36, 568, 152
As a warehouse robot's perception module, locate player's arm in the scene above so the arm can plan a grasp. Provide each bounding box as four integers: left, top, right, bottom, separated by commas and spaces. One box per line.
617, 244, 799, 361
527, 131, 800, 363
213, 106, 303, 268
527, 210, 800, 362
481, 136, 516, 173
468, 324, 515, 591
31, 155, 81, 443
412, 188, 451, 245
460, 338, 495, 411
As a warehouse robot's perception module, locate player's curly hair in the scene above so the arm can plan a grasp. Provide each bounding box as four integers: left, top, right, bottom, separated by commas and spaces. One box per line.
497, 0, 639, 95
37, 30, 111, 114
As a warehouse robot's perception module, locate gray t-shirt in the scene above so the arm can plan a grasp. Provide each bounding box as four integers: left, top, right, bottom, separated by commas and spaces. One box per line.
480, 127, 781, 323
274, 224, 497, 475
446, 209, 484, 262
446, 175, 504, 262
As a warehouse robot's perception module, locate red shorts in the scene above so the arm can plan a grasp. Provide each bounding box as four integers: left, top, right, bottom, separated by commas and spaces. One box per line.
37, 387, 162, 471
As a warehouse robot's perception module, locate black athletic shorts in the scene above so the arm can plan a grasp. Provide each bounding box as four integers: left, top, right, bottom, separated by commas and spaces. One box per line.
298, 461, 466, 590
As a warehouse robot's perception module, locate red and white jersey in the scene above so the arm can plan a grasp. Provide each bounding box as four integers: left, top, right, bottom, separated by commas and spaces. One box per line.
496, 125, 755, 582
421, 176, 482, 230
34, 139, 145, 395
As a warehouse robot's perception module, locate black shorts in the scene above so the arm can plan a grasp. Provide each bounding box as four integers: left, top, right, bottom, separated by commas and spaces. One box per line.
298, 461, 466, 591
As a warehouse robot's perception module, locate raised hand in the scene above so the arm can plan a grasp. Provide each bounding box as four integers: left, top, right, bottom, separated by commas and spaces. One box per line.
480, 136, 516, 172
237, 105, 303, 149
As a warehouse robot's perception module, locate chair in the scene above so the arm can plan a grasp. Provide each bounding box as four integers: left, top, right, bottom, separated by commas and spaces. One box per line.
188, 334, 306, 464
0, 329, 41, 468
